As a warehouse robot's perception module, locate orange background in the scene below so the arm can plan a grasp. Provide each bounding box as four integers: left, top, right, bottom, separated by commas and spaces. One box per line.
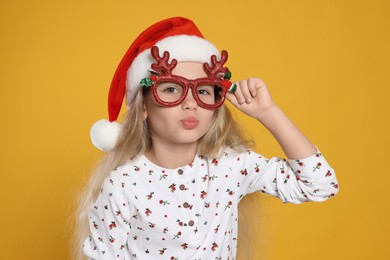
1, 0, 389, 259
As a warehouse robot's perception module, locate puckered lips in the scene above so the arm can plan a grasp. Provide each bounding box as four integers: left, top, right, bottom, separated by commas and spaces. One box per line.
181, 117, 199, 129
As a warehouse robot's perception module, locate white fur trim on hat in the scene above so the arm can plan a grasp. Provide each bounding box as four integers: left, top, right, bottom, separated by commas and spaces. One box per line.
90, 119, 122, 152
126, 35, 220, 106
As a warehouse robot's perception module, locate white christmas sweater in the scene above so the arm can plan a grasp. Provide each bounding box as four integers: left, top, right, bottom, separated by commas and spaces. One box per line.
83, 147, 339, 259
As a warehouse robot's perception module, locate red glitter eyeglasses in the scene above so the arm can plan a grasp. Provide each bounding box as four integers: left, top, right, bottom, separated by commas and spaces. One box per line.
140, 46, 236, 110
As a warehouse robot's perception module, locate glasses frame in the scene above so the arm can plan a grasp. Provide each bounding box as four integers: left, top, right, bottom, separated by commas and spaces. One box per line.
141, 46, 236, 110
149, 74, 228, 109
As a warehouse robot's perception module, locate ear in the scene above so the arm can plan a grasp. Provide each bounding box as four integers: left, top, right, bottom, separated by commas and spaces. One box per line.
142, 101, 148, 121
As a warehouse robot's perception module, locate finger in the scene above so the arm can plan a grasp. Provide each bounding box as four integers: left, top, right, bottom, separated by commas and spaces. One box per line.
248, 78, 260, 96
233, 81, 247, 105
239, 80, 254, 104
226, 91, 240, 107
226, 91, 247, 109
254, 78, 267, 91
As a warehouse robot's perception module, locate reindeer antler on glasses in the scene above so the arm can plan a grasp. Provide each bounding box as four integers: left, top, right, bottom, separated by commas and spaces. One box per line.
203, 50, 229, 79
140, 46, 236, 93
150, 46, 178, 76
203, 50, 237, 92
140, 46, 178, 87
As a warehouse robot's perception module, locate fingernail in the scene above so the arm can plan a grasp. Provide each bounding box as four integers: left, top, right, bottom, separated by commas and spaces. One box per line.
246, 98, 252, 103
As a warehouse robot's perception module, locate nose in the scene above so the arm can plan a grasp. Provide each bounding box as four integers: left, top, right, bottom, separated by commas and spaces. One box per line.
181, 86, 198, 111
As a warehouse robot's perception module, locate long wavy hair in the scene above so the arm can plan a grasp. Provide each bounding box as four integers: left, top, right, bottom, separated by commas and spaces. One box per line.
72, 88, 260, 259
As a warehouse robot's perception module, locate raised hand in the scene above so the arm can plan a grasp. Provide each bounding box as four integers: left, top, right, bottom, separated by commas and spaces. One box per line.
226, 78, 275, 120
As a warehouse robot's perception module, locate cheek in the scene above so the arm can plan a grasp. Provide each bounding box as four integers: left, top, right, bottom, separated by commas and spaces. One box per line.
144, 92, 161, 117
202, 110, 216, 127
145, 104, 175, 131
145, 114, 165, 135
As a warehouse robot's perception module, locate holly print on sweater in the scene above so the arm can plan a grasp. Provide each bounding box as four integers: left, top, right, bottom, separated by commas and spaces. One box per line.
83, 147, 338, 259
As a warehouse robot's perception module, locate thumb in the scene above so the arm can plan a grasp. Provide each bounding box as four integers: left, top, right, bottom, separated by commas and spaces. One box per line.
225, 92, 241, 108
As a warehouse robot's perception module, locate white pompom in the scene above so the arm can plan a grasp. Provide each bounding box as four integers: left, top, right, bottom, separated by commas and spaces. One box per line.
90, 119, 122, 152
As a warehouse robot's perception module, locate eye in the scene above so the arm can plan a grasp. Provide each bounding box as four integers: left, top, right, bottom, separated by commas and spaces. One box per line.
157, 83, 183, 94
198, 89, 210, 95
164, 86, 179, 93
197, 86, 214, 95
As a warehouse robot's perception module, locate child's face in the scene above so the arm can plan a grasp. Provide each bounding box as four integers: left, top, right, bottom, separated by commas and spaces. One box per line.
144, 62, 215, 147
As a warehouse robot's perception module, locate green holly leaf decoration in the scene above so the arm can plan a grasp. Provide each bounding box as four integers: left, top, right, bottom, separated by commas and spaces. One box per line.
223, 69, 232, 80
140, 78, 154, 88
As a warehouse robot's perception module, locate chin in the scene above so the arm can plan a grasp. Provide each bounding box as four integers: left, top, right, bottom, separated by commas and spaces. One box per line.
174, 131, 206, 144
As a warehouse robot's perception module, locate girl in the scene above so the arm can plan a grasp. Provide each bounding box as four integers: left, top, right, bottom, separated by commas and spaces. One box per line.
75, 17, 339, 259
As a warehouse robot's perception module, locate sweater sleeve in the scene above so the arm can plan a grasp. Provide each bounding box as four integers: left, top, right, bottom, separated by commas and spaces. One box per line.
83, 172, 132, 259
237, 149, 339, 204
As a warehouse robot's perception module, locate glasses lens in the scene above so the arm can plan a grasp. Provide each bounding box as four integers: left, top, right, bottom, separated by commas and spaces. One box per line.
196, 85, 224, 105
156, 82, 185, 103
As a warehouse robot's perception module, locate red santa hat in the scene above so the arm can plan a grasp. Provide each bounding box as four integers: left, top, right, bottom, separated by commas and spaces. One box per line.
90, 17, 220, 151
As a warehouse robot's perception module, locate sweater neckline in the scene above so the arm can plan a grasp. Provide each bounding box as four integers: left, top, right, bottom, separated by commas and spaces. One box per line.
139, 153, 201, 172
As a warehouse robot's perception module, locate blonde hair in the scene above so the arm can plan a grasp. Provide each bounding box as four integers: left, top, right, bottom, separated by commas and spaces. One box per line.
72, 89, 255, 259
